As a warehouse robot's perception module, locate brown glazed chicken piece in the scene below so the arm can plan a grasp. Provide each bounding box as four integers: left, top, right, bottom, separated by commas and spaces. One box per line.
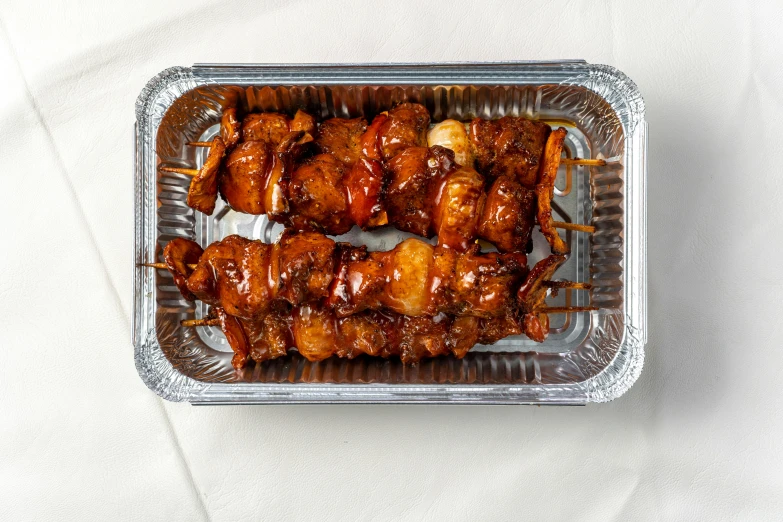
343, 157, 388, 229
432, 165, 486, 252
241, 113, 293, 145
186, 137, 226, 215
376, 102, 430, 161
186, 235, 275, 320
275, 231, 337, 304
163, 238, 204, 301
220, 108, 241, 149
241, 312, 291, 364
470, 116, 551, 188
289, 110, 317, 135
218, 131, 313, 216
536, 128, 570, 255
219, 141, 271, 215
517, 254, 567, 342
383, 146, 456, 238
288, 153, 353, 235
445, 246, 529, 318
477, 316, 523, 345
315, 117, 367, 167
241, 109, 317, 146
477, 177, 537, 253
215, 308, 250, 369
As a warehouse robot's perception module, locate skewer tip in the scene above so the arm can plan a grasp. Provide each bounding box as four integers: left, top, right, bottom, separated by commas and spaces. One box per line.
533, 306, 598, 314
138, 262, 168, 269
181, 318, 221, 327
160, 166, 199, 176
551, 221, 596, 234
561, 158, 607, 167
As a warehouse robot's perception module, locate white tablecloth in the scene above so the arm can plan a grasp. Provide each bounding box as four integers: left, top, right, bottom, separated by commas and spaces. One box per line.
1, 1, 781, 519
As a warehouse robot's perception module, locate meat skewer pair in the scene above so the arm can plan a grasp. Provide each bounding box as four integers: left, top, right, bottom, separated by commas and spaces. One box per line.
143, 232, 594, 368
163, 103, 599, 254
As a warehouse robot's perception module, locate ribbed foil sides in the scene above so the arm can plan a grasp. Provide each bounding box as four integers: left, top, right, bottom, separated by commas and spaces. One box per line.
134, 63, 646, 404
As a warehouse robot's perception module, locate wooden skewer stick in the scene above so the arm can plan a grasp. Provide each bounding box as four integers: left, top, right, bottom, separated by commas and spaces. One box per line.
561, 158, 606, 167
542, 281, 592, 290
187, 141, 213, 147
160, 166, 199, 176
182, 318, 221, 327
138, 262, 197, 270
552, 221, 595, 233
533, 306, 598, 314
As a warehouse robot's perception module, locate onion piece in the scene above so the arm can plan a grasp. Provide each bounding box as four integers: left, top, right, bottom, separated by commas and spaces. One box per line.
427, 119, 474, 167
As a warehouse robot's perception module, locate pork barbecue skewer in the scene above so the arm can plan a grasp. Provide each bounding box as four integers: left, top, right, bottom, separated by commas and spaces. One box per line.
163, 104, 597, 254
140, 233, 594, 367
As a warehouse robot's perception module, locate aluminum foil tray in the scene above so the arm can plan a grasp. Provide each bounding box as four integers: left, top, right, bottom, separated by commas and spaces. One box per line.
133, 62, 647, 404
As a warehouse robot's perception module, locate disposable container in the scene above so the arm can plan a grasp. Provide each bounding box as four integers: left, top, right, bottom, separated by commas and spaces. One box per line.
133, 61, 647, 404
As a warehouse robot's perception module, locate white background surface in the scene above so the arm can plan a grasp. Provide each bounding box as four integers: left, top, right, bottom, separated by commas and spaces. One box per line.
1, 0, 781, 520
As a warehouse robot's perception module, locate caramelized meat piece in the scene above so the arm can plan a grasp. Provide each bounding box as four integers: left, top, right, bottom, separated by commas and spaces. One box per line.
241, 112, 292, 145
521, 313, 549, 343
315, 117, 367, 167
447, 316, 481, 358
264, 131, 314, 221
276, 231, 336, 304
446, 247, 529, 318
359, 113, 388, 161
335, 314, 386, 358
326, 245, 386, 317
243, 313, 291, 363
344, 157, 388, 229
377, 103, 429, 161
477, 316, 523, 345
219, 141, 271, 215
220, 108, 241, 148
288, 153, 352, 234
395, 314, 451, 363
535, 128, 569, 254
517, 254, 567, 314
186, 137, 226, 215
290, 109, 317, 135
219, 131, 313, 217
216, 308, 250, 369
384, 146, 456, 238
433, 165, 486, 252
227, 109, 316, 149
186, 235, 274, 320
477, 177, 536, 253
163, 238, 204, 301
517, 254, 567, 342
470, 116, 551, 187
